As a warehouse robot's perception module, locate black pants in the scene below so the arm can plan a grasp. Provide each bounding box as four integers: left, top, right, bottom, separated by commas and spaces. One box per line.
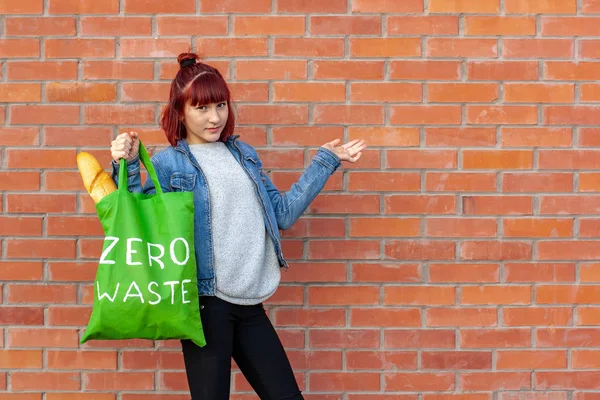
181, 296, 304, 400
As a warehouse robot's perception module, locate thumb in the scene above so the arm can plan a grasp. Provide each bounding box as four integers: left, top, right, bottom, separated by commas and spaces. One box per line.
128, 131, 139, 140
326, 138, 341, 147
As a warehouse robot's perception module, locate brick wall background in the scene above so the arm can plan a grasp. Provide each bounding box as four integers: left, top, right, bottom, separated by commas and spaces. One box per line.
2, 0, 600, 398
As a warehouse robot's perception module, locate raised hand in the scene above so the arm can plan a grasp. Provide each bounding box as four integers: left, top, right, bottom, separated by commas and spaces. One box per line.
111, 131, 140, 163
321, 139, 367, 163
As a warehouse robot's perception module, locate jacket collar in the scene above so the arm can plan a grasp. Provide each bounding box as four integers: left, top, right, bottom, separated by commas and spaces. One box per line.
175, 135, 240, 154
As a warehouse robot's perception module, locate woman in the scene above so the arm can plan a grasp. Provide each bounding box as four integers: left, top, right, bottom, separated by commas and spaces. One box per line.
110, 52, 366, 400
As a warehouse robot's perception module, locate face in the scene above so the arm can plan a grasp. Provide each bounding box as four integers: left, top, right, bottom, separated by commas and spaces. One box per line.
182, 101, 228, 144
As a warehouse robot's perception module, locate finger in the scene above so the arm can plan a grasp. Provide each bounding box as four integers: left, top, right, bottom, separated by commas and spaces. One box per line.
327, 138, 341, 147
350, 152, 362, 163
342, 139, 360, 149
348, 141, 367, 154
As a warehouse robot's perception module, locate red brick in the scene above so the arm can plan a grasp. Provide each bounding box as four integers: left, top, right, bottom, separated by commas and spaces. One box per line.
49, 0, 118, 13
7, 61, 77, 80
0, 39, 40, 58
0, 262, 43, 281
460, 372, 531, 391
309, 240, 379, 260
275, 38, 344, 57
84, 372, 154, 391
502, 173, 581, 193
426, 173, 497, 193
44, 127, 112, 147
351, 82, 422, 102
427, 38, 497, 58
350, 217, 420, 238
11, 105, 79, 124
0, 0, 43, 14
274, 83, 345, 102
120, 38, 190, 58
426, 128, 496, 147
0, 350, 42, 369
7, 284, 77, 304
505, 83, 574, 103
536, 372, 600, 390
156, 16, 227, 36
384, 286, 455, 306
426, 218, 497, 238
388, 16, 458, 35
315, 105, 384, 124
384, 329, 456, 350
351, 263, 421, 283
48, 350, 116, 370
274, 308, 345, 327
0, 307, 44, 325
463, 150, 533, 169
466, 16, 536, 35
84, 105, 155, 125
200, 0, 270, 12
461, 286, 531, 305
504, 218, 573, 238
429, 263, 499, 283
391, 106, 461, 125
352, 0, 423, 13
504, 39, 573, 58
310, 329, 380, 349
315, 61, 384, 80
6, 239, 76, 259
460, 241, 532, 261
505, 0, 576, 14
463, 196, 533, 215
428, 83, 498, 103
391, 61, 461, 80
6, 194, 76, 212
276, 0, 347, 13
237, 105, 308, 125
468, 61, 539, 81
309, 286, 379, 306
540, 196, 600, 215
124, 0, 194, 13
0, 216, 42, 236
46, 39, 115, 58
385, 240, 455, 261
236, 60, 307, 80
460, 328, 531, 348
427, 308, 497, 327
8, 328, 79, 348
348, 172, 420, 192
429, 0, 499, 13
351, 38, 421, 57
311, 16, 381, 35
501, 128, 572, 148
467, 106, 538, 125
386, 373, 455, 391
47, 306, 92, 326
81, 17, 153, 36
5, 17, 76, 36
47, 82, 116, 102
543, 17, 600, 36
83, 61, 154, 80
422, 351, 492, 370
505, 263, 576, 283
235, 16, 305, 36
536, 285, 600, 304
352, 308, 421, 328
281, 263, 346, 283
310, 372, 380, 392
503, 307, 572, 326
0, 171, 40, 190
11, 372, 80, 391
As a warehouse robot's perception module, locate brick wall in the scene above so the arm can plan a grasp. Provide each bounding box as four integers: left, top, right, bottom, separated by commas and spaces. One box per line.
2, 0, 600, 398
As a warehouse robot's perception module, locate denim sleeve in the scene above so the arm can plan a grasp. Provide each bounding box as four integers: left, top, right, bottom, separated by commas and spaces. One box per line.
261, 147, 341, 230
110, 155, 168, 195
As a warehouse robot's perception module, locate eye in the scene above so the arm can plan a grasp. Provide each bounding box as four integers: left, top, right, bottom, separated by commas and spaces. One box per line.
217, 102, 227, 108
196, 105, 207, 110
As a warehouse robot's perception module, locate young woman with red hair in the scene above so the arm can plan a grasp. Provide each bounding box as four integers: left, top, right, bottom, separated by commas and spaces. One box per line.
110, 52, 366, 400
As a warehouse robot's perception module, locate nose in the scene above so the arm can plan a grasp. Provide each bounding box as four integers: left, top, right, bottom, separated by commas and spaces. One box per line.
208, 106, 221, 124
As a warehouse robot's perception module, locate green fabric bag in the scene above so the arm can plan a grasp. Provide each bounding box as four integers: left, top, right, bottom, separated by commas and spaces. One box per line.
81, 141, 206, 347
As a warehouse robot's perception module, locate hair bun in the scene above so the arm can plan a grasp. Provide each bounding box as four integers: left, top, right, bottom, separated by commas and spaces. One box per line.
177, 52, 199, 69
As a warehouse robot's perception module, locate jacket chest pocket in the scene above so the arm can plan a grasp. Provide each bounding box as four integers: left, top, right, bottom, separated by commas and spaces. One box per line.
170, 173, 196, 192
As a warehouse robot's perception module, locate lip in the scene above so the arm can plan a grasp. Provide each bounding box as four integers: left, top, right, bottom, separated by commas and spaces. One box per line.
206, 126, 221, 132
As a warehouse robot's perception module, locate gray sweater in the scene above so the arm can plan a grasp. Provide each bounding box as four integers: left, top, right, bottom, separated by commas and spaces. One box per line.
189, 142, 281, 305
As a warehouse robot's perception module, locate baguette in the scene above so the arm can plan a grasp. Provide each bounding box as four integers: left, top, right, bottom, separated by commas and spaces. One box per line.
77, 152, 117, 203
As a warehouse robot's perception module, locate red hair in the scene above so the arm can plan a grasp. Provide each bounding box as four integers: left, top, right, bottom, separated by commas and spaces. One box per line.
160, 52, 235, 146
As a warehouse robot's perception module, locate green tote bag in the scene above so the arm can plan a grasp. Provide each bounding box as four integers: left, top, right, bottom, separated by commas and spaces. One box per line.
81, 141, 206, 347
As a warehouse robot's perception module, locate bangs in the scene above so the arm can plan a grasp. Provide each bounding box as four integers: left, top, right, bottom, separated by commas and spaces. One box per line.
184, 72, 230, 106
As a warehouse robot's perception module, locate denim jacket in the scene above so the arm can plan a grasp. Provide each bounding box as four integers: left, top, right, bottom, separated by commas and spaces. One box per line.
111, 135, 341, 296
